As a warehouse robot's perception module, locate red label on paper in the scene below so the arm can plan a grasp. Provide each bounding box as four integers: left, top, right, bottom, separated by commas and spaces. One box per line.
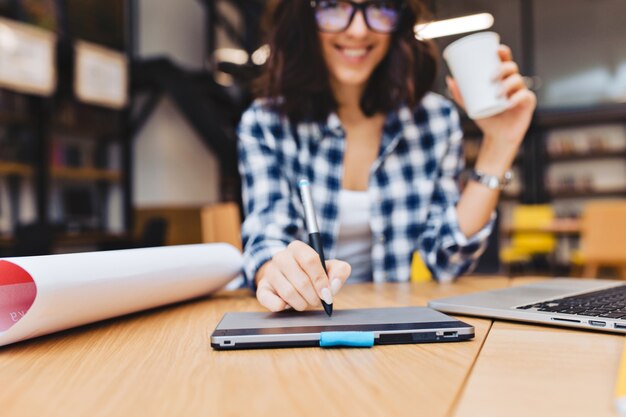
0, 261, 37, 332
0, 260, 34, 285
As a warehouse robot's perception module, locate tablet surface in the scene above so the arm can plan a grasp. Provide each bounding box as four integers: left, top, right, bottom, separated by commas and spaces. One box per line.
210, 306, 474, 350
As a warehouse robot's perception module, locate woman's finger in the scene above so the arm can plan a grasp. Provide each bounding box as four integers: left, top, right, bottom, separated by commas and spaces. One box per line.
507, 87, 537, 111
271, 272, 309, 312
497, 44, 512, 62
289, 241, 333, 305
501, 73, 526, 98
273, 250, 321, 307
325, 260, 352, 295
257, 281, 288, 312
495, 61, 519, 81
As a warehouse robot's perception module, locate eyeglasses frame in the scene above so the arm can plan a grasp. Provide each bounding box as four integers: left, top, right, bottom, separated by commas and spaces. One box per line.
309, 0, 405, 34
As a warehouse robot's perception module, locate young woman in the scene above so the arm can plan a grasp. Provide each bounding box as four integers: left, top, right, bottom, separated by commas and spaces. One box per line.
237, 0, 536, 312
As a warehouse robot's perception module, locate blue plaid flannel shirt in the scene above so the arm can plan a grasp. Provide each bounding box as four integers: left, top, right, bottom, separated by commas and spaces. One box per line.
237, 92, 494, 285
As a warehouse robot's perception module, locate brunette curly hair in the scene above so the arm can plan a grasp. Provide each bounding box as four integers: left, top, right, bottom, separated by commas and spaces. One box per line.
256, 0, 438, 123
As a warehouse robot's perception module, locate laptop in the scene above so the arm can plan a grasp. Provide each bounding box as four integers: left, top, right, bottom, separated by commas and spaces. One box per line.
210, 306, 474, 350
428, 278, 626, 333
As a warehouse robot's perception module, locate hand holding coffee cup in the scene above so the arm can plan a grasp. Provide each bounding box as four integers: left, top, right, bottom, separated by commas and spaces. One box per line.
444, 31, 536, 177
443, 32, 509, 120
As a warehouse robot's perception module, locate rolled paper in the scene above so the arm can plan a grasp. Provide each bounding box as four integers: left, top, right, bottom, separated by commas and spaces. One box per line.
0, 243, 242, 347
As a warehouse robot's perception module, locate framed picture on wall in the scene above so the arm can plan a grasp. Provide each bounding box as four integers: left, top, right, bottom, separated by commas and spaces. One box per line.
0, 16, 56, 96
74, 40, 128, 109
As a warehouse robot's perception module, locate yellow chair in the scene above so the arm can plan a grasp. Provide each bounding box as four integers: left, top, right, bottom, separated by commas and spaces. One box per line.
572, 201, 626, 279
500, 205, 557, 269
411, 251, 432, 282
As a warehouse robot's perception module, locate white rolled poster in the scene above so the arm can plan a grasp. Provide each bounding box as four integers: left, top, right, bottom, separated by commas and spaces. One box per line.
0, 243, 243, 347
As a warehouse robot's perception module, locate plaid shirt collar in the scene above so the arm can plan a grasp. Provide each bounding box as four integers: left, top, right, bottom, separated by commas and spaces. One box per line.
316, 105, 407, 165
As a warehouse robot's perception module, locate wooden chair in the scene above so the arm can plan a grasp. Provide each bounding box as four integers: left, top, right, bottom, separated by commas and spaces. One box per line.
134, 203, 242, 250
201, 202, 242, 251
575, 201, 626, 279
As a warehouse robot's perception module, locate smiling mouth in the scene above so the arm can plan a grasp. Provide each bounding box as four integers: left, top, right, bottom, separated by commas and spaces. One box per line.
335, 45, 373, 59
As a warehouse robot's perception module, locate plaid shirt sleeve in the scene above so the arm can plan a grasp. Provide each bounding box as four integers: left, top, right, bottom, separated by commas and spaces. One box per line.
237, 102, 303, 287
416, 105, 495, 283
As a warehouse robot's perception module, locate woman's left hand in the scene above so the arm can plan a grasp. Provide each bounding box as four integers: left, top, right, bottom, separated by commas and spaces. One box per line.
447, 44, 537, 174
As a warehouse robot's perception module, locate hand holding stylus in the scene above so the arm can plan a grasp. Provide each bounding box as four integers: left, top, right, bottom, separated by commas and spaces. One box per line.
255, 242, 351, 313
255, 179, 351, 314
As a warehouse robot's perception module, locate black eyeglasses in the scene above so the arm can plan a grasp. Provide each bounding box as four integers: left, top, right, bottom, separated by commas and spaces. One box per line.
310, 0, 404, 34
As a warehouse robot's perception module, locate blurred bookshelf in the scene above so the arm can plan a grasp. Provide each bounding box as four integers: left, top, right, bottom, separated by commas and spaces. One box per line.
0, 112, 30, 125
0, 162, 34, 176
0, 0, 131, 255
51, 166, 121, 182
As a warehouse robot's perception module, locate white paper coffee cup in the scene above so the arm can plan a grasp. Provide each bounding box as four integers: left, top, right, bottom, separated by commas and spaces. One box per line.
443, 31, 509, 120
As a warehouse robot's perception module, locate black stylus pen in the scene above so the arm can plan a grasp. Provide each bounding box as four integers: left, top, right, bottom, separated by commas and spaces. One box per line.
298, 179, 333, 317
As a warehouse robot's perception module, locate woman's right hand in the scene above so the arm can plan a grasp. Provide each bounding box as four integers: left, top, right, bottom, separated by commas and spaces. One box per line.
255, 241, 352, 312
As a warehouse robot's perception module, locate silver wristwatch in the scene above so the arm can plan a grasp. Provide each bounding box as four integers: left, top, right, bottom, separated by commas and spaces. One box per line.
469, 169, 513, 190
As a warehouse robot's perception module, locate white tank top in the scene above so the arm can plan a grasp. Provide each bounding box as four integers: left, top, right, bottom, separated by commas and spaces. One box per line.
335, 189, 373, 283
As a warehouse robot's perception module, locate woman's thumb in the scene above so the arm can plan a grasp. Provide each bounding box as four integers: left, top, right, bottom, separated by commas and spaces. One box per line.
325, 260, 352, 296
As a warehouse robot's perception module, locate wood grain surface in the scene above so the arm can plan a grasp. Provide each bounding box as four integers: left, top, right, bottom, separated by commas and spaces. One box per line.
0, 277, 507, 417
453, 320, 623, 417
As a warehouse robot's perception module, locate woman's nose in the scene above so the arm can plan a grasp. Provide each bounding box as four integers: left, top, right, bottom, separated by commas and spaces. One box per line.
345, 9, 369, 37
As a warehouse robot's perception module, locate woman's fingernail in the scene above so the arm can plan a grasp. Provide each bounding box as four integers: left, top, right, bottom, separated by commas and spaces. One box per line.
321, 288, 333, 305
331, 278, 342, 295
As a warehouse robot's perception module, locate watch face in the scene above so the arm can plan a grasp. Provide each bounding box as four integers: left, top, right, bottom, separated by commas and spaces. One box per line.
470, 170, 512, 190
487, 176, 500, 189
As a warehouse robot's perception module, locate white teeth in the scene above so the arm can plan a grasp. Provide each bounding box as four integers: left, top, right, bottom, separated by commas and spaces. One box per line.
341, 48, 367, 58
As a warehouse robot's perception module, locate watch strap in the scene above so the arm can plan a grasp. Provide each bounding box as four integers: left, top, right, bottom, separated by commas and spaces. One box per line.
469, 169, 513, 190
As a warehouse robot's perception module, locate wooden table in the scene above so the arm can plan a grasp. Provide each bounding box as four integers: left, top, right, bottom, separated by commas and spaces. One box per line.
501, 218, 581, 235
0, 276, 623, 417
453, 277, 624, 417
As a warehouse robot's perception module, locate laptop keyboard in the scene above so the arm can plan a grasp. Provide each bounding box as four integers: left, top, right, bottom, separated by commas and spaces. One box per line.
516, 284, 626, 319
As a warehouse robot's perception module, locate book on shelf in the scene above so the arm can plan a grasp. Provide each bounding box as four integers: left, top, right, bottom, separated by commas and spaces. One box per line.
0, 90, 29, 114
547, 158, 626, 197
49, 136, 111, 171
546, 124, 626, 158
0, 127, 35, 164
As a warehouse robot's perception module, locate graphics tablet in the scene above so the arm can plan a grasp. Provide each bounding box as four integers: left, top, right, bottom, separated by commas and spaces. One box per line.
210, 306, 474, 350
